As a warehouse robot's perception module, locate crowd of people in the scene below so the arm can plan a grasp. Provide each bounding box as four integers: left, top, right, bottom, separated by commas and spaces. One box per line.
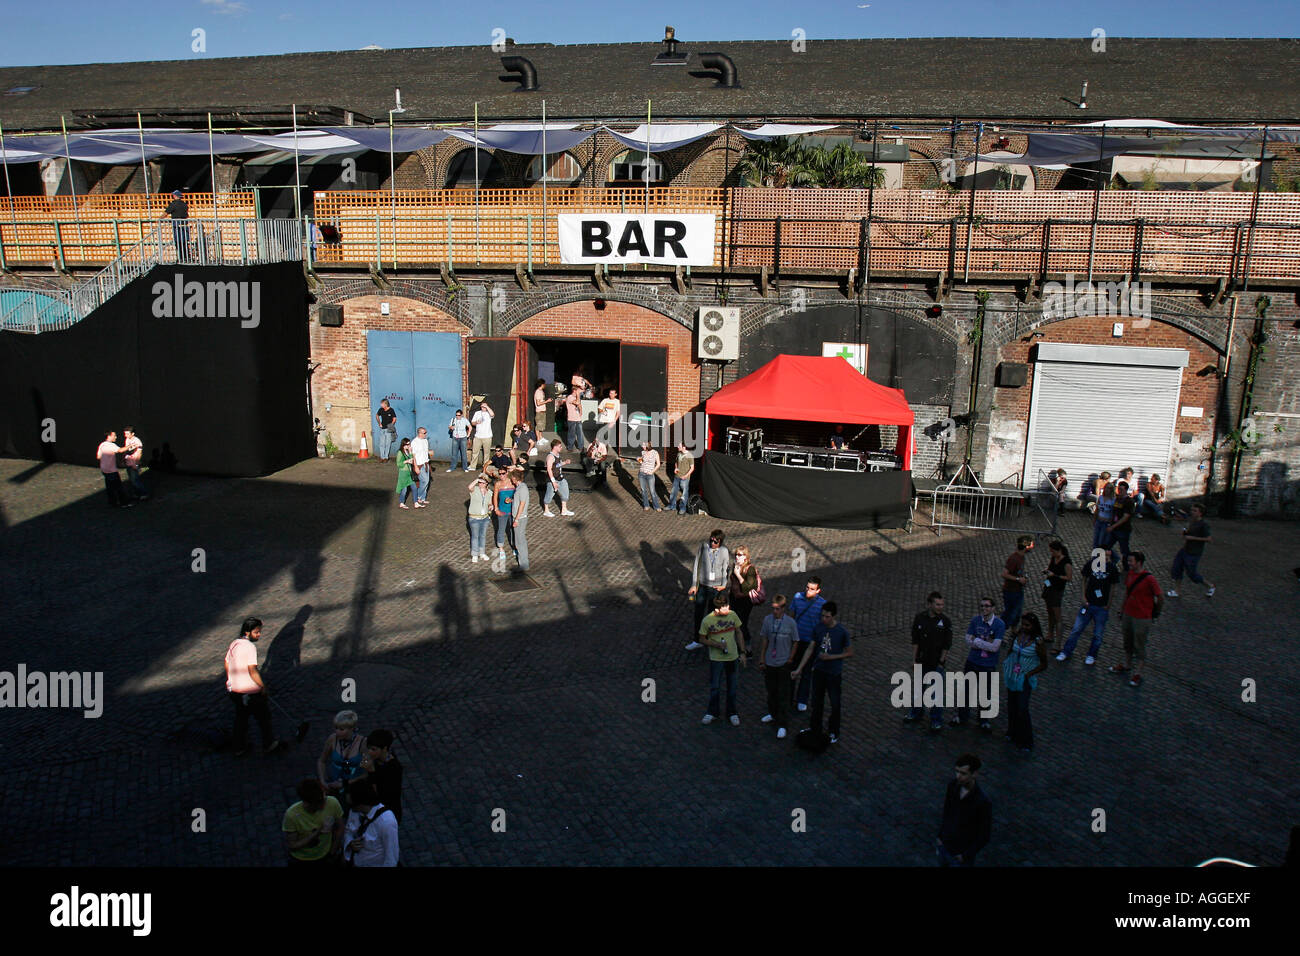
222, 617, 405, 866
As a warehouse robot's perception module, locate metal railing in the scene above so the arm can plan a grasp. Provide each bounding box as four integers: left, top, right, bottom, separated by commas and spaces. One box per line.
924, 468, 1059, 537
1, 218, 304, 333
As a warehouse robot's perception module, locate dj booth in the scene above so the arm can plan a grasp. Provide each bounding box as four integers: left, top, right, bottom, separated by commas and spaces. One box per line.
725, 427, 902, 473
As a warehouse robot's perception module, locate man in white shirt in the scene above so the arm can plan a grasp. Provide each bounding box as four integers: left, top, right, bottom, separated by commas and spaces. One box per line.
224, 616, 281, 756
95, 430, 131, 508
343, 780, 399, 867
470, 401, 494, 472
410, 427, 431, 508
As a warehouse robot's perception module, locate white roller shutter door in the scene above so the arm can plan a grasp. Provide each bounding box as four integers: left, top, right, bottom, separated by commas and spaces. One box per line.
1022, 344, 1187, 496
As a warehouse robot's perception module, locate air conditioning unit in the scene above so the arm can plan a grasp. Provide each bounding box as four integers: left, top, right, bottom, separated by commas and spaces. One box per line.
696, 306, 740, 361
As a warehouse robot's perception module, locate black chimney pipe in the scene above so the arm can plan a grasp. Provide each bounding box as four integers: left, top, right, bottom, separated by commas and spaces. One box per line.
499, 55, 539, 91
699, 53, 739, 88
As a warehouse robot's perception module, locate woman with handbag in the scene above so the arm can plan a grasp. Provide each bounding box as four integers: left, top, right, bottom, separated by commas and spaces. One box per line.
395, 438, 416, 509
728, 546, 765, 659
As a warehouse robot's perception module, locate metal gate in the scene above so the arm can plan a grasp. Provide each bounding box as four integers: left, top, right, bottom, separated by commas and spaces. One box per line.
923, 467, 1059, 537
366, 330, 463, 461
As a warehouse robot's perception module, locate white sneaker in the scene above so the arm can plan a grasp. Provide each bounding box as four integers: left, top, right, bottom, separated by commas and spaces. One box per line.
1084, 656, 1097, 665
776, 727, 787, 739
1055, 652, 1067, 661
1206, 586, 1216, 597
797, 703, 808, 712
760, 714, 773, 723
729, 715, 740, 727
829, 734, 839, 744
445, 467, 454, 472
543, 510, 556, 518
471, 554, 479, 563
1166, 589, 1180, 597
701, 714, 714, 724
684, 641, 703, 651
561, 509, 576, 516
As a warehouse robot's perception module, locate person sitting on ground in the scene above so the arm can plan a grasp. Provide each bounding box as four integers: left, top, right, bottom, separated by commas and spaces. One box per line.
490, 445, 513, 472
317, 710, 366, 805
511, 423, 537, 464
1048, 469, 1068, 513
1138, 473, 1169, 523
584, 436, 610, 485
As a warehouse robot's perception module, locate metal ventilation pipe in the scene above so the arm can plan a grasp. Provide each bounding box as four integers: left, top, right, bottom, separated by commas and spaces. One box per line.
499, 55, 539, 91
699, 53, 739, 88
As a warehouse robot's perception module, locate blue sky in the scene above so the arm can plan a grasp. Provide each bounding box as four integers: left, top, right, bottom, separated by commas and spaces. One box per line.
2, 0, 1296, 66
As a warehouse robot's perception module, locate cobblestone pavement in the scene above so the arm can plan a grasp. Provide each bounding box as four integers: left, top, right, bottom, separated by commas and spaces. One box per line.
1, 456, 1297, 866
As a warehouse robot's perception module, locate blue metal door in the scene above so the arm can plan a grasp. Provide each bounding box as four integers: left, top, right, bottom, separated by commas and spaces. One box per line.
413, 332, 464, 461
367, 330, 415, 448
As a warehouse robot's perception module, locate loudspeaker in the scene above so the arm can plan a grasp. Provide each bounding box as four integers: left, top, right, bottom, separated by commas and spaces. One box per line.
996, 362, 1028, 388
319, 304, 343, 327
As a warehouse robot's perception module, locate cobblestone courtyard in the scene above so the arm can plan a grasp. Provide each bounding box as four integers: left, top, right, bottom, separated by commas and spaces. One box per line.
1, 456, 1296, 866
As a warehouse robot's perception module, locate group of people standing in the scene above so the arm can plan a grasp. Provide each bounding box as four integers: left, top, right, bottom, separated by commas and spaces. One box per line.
384, 400, 497, 510
684, 531, 853, 744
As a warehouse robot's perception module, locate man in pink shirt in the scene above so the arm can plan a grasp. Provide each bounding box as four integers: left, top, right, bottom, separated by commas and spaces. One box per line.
225, 616, 281, 756
95, 430, 131, 508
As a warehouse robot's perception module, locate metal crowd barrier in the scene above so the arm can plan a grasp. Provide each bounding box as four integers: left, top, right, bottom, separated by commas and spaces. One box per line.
921, 467, 1059, 537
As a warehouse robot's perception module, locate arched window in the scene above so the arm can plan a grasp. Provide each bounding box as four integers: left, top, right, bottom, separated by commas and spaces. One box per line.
525, 152, 581, 185
608, 150, 664, 185
445, 149, 505, 188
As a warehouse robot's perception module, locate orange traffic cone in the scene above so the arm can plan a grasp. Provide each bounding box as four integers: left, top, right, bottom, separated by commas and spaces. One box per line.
358, 432, 370, 460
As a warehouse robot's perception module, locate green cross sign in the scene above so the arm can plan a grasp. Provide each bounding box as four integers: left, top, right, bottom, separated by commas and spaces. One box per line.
835, 345, 854, 360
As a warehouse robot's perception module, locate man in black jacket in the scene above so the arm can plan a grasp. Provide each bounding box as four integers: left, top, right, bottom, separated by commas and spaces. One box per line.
937, 754, 992, 866
357, 729, 403, 823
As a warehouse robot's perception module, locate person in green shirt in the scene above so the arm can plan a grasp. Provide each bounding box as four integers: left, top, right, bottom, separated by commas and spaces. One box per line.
395, 438, 415, 509
282, 777, 344, 865
699, 593, 746, 726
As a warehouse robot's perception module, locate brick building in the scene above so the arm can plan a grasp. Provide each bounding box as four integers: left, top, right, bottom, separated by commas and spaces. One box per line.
3, 36, 1300, 512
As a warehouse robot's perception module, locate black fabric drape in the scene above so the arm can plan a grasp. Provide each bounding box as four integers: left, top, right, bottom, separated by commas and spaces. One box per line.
701, 451, 911, 530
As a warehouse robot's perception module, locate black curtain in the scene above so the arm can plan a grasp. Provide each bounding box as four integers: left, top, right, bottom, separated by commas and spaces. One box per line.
1, 261, 313, 476
702, 451, 911, 530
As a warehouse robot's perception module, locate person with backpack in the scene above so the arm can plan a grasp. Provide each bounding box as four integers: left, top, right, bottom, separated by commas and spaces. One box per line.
342, 779, 399, 866
1111, 551, 1163, 688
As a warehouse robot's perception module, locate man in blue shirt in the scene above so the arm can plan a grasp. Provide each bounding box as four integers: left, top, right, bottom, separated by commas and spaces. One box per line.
792, 602, 853, 744
952, 597, 1005, 730
788, 577, 827, 712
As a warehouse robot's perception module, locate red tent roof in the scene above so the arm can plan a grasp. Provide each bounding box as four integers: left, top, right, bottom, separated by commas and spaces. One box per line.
705, 355, 914, 425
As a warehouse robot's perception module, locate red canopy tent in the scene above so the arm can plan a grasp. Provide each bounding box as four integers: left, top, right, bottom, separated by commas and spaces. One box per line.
705, 354, 914, 469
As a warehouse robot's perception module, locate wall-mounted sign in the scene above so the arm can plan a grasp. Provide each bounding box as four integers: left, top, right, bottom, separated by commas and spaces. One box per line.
822, 342, 867, 375
558, 214, 716, 266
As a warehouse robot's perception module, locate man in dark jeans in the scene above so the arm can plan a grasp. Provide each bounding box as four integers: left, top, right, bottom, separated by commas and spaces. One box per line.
954, 598, 1006, 730
1000, 536, 1033, 630
906, 591, 952, 730
686, 529, 730, 648
1167, 503, 1216, 598
1108, 480, 1136, 564
164, 189, 190, 261
223, 616, 281, 756
792, 602, 853, 744
936, 754, 992, 865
